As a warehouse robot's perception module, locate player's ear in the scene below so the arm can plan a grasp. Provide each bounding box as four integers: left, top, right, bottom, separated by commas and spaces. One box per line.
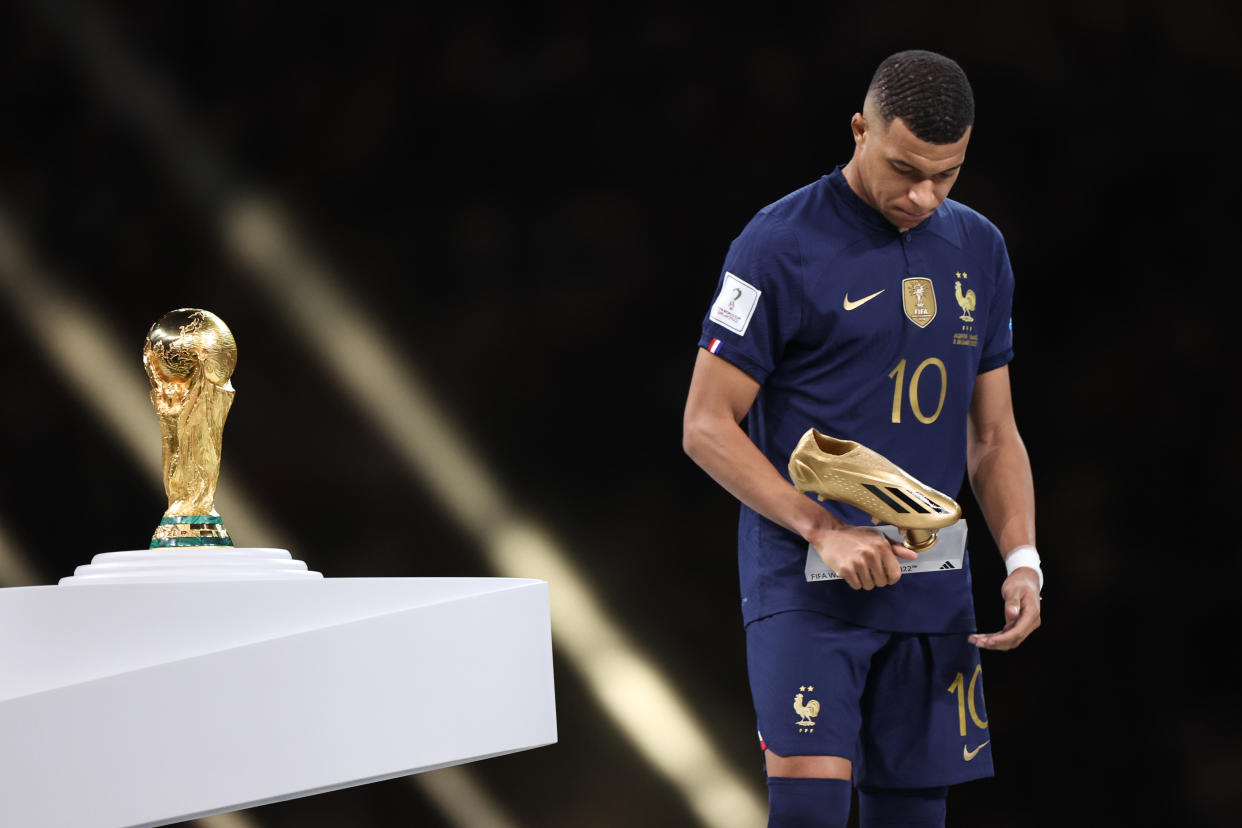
850, 112, 867, 145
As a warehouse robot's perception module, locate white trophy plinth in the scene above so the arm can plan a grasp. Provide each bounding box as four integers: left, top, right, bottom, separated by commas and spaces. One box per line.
0, 548, 557, 828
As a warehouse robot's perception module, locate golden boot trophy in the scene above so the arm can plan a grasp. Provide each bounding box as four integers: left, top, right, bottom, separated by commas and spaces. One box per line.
788, 428, 961, 551
143, 308, 237, 548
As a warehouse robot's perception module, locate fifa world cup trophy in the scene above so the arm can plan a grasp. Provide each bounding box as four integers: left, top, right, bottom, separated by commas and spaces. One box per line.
143, 308, 238, 548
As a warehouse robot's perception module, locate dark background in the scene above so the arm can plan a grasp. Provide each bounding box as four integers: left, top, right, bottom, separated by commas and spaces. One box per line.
1, 1, 1238, 826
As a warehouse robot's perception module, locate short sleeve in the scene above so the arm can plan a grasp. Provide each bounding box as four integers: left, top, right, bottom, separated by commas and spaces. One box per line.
978, 232, 1015, 373
698, 213, 803, 384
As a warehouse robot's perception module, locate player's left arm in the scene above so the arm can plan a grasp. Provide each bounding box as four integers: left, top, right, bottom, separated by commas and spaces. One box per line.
965, 364, 1041, 651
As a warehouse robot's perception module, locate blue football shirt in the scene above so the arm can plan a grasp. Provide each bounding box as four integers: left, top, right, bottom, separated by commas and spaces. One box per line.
699, 166, 1015, 633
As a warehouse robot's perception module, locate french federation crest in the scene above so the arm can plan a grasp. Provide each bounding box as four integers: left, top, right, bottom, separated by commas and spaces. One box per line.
902, 277, 937, 328
954, 272, 976, 322
794, 685, 820, 733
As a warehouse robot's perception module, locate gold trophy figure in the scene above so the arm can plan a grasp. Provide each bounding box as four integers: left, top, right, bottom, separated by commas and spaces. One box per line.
144, 308, 237, 548
788, 428, 961, 551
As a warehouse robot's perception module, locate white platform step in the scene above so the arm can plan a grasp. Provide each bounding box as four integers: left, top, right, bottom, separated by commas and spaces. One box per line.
60, 546, 322, 583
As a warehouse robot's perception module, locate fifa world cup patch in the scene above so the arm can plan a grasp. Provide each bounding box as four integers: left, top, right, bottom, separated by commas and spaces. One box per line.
902, 277, 937, 328
709, 272, 761, 335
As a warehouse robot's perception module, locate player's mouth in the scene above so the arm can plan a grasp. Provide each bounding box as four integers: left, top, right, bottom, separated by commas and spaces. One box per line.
894, 206, 931, 223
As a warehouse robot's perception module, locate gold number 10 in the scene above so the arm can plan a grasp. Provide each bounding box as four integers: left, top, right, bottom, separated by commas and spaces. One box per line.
947, 665, 988, 737
888, 358, 947, 424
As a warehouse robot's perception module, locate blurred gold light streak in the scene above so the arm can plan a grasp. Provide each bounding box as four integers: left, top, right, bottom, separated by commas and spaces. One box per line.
196, 812, 262, 828
417, 763, 520, 828
0, 206, 519, 828
224, 200, 768, 828
0, 516, 39, 588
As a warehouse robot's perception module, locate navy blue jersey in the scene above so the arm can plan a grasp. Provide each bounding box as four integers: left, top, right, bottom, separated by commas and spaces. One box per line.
699, 166, 1015, 633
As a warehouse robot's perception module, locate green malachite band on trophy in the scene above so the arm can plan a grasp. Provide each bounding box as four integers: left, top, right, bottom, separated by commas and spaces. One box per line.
150, 513, 232, 549
158, 515, 224, 525
149, 537, 236, 548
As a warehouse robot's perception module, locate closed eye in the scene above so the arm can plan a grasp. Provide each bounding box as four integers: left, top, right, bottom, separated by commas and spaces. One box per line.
891, 162, 961, 181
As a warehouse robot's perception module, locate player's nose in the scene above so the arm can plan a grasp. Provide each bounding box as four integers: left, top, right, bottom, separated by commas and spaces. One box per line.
907, 179, 937, 210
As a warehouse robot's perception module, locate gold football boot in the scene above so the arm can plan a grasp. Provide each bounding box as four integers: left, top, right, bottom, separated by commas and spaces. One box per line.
788, 428, 961, 551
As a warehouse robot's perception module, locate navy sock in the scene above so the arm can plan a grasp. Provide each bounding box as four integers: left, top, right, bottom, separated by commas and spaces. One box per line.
857, 786, 947, 828
766, 776, 851, 828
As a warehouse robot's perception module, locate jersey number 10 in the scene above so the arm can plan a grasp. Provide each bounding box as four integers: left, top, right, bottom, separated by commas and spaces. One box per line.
887, 358, 947, 424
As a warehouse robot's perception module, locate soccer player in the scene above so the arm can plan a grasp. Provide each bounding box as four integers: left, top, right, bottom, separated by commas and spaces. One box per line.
682, 50, 1041, 828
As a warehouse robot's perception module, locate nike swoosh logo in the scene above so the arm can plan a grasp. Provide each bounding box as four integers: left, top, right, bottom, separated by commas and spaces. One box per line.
963, 740, 990, 761
843, 289, 885, 310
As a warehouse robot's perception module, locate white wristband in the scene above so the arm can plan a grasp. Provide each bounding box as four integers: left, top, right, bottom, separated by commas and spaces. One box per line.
1004, 545, 1043, 592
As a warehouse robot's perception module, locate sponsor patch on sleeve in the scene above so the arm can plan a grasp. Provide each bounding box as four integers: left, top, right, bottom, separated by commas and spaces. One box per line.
709, 272, 761, 335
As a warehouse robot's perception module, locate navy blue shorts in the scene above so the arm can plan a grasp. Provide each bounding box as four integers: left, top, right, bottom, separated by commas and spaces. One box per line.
746, 610, 994, 788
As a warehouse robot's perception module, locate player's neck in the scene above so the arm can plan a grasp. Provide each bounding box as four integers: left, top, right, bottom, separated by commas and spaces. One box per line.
841, 160, 880, 217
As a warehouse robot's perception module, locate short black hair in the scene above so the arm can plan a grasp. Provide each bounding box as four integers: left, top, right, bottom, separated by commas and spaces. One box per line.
866, 50, 974, 144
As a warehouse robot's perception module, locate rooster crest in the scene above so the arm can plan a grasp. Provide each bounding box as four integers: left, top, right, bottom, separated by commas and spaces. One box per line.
793, 687, 821, 726
954, 276, 976, 323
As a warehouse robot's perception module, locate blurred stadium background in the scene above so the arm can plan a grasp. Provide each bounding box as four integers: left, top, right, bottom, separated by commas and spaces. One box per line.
0, 1, 1237, 826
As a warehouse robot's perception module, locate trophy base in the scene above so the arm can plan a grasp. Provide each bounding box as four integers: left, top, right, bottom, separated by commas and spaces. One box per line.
805, 519, 968, 582
59, 547, 321, 584
150, 514, 233, 548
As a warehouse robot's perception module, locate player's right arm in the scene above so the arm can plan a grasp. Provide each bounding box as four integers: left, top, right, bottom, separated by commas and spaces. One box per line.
682, 348, 915, 590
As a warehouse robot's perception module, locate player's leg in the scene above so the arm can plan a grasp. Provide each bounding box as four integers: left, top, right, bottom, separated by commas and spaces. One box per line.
765, 752, 851, 778
853, 632, 993, 828
764, 754, 852, 828
764, 776, 851, 828
745, 611, 889, 828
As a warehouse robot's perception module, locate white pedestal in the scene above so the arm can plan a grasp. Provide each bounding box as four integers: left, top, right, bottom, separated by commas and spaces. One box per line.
59, 546, 323, 583
0, 576, 557, 828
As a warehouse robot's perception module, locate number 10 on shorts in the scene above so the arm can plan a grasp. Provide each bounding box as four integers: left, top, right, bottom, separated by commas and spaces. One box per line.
946, 664, 988, 736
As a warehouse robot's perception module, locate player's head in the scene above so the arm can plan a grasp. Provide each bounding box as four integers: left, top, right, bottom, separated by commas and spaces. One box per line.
844, 50, 974, 232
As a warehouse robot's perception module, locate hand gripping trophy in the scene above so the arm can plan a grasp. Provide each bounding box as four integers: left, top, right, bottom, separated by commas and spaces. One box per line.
143, 308, 237, 549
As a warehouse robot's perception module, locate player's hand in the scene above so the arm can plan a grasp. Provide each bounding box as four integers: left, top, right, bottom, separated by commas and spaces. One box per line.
969, 567, 1040, 650
810, 526, 918, 591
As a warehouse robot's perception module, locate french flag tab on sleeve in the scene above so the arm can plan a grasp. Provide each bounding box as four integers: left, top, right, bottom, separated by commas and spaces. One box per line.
708, 337, 722, 354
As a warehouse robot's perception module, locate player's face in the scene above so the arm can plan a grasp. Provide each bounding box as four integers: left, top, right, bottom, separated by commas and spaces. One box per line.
846, 112, 971, 232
